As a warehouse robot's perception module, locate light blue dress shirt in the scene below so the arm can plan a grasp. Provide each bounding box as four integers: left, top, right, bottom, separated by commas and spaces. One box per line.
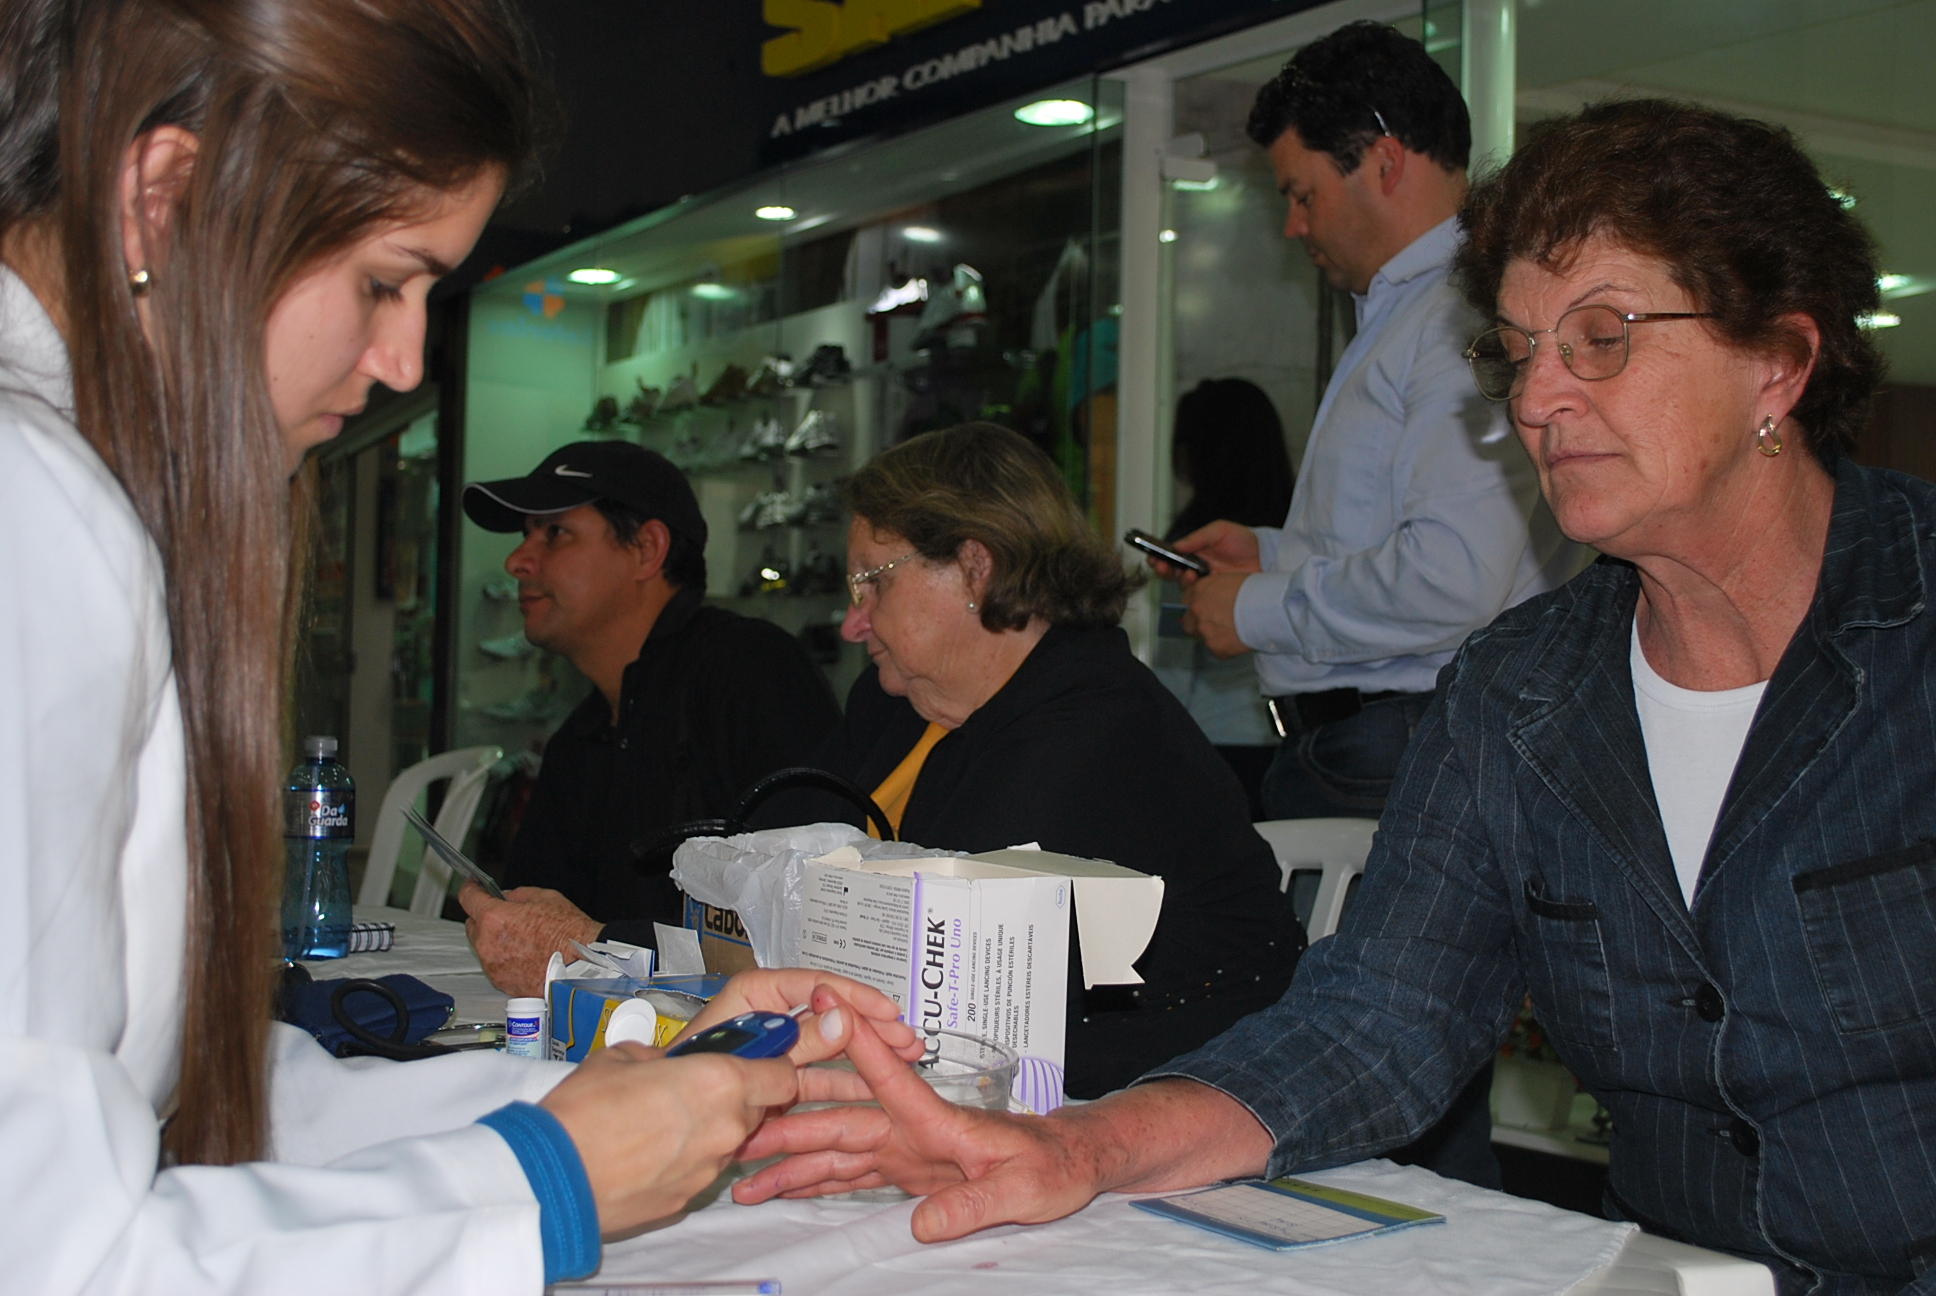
1234, 217, 1582, 697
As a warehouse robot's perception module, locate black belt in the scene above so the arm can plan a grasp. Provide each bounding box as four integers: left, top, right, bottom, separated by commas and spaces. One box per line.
1267, 687, 1418, 737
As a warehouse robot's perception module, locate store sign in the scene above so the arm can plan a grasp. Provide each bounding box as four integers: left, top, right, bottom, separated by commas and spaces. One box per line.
763, 0, 984, 78
757, 0, 1298, 163
506, 1, 1310, 234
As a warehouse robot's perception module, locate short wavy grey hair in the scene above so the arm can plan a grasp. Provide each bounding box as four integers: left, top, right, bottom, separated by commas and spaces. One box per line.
846, 422, 1139, 632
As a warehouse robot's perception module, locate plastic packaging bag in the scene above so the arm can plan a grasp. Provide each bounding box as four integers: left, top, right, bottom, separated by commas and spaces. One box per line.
670, 822, 952, 966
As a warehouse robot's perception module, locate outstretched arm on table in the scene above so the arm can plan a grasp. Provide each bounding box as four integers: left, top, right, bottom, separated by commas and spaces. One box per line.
732, 996, 1274, 1242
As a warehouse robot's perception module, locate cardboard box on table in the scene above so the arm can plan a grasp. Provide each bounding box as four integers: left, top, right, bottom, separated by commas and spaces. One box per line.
547, 971, 728, 1061
785, 845, 1164, 1111
683, 897, 758, 974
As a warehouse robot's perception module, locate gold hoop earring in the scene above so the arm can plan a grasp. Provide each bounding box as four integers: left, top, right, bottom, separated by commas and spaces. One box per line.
1755, 415, 1783, 458
127, 267, 152, 297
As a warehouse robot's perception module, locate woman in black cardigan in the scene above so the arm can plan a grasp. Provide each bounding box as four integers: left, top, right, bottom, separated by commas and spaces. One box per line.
773, 422, 1304, 1098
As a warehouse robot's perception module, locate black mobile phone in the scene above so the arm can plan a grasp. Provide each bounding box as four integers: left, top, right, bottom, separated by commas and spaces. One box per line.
1125, 528, 1209, 576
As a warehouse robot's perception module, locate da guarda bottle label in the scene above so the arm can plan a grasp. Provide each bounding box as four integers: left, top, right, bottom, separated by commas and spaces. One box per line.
287, 790, 353, 839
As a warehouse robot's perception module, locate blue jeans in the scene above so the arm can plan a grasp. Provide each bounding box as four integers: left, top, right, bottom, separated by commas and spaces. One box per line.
1261, 691, 1434, 820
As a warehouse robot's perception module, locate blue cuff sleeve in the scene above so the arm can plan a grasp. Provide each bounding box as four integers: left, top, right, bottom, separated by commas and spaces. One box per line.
478, 1101, 600, 1283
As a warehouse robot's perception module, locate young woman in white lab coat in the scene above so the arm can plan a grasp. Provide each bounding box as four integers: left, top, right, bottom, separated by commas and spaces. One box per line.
0, 2, 912, 1291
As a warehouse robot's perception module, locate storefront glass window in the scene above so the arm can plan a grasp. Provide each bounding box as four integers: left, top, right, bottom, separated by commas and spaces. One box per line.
456, 76, 1123, 757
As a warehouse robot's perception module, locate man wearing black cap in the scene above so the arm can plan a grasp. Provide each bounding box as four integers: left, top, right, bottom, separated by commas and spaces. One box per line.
457, 441, 838, 995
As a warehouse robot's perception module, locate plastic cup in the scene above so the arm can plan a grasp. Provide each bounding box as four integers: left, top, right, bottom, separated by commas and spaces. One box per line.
909, 1029, 1017, 1110
796, 1029, 1017, 1202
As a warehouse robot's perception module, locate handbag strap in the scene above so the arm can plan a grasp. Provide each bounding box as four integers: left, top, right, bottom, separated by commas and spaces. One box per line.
730, 766, 896, 840
631, 765, 896, 866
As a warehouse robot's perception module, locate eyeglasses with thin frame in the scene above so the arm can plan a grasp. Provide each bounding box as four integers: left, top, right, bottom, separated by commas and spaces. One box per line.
847, 551, 917, 606
1463, 304, 1715, 402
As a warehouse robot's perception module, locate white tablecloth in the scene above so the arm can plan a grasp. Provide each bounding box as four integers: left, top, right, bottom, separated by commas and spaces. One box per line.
309, 910, 1771, 1296
584, 1159, 1640, 1296
301, 905, 503, 1026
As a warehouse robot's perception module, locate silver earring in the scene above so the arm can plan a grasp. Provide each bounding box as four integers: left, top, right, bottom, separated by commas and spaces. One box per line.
966, 601, 978, 612
1755, 415, 1783, 458
127, 267, 152, 297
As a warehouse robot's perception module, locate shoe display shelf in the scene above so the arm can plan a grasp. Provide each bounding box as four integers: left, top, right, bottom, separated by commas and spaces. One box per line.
585, 302, 880, 701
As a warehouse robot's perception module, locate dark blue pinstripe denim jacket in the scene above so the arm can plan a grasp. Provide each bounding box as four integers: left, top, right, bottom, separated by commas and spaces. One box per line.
1162, 458, 1936, 1295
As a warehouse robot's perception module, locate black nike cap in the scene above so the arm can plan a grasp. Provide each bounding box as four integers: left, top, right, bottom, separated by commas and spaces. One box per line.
462, 440, 707, 546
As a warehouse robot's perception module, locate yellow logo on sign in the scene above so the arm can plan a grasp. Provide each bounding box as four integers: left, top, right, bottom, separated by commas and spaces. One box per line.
763, 0, 984, 78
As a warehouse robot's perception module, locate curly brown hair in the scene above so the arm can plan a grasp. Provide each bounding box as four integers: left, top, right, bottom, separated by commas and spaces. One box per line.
1455, 98, 1882, 458
846, 423, 1139, 632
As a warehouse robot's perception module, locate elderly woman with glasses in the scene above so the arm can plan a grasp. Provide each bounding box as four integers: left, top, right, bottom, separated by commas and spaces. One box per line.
736, 101, 1936, 1294
769, 422, 1304, 1100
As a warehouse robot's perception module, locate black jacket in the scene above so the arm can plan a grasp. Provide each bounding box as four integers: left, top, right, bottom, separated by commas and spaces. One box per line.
506, 588, 838, 942
764, 622, 1304, 1096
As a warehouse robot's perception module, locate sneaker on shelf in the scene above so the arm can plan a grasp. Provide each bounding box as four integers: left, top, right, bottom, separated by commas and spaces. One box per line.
480, 576, 520, 602
754, 413, 791, 458
701, 362, 749, 405
583, 394, 620, 431
622, 378, 660, 424
478, 633, 535, 661
798, 480, 845, 526
756, 490, 797, 530
866, 275, 928, 317
658, 371, 700, 414
913, 262, 989, 352
737, 415, 784, 462
747, 354, 795, 398
785, 408, 840, 457
792, 342, 852, 388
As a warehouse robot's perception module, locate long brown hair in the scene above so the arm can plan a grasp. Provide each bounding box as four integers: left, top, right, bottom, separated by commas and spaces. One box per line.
0, 0, 543, 1165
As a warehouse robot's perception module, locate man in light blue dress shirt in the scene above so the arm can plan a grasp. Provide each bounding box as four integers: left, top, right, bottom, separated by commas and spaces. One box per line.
1172, 23, 1581, 822
1166, 22, 1584, 1189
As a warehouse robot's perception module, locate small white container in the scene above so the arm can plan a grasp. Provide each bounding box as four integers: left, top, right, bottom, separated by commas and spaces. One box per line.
505, 996, 548, 1058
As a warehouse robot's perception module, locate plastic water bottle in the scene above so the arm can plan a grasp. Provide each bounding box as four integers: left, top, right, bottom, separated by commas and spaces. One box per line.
282, 735, 354, 960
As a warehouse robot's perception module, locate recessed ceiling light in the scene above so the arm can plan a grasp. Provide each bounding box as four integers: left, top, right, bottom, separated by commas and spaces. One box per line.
1858, 311, 1901, 330
903, 226, 943, 243
1014, 99, 1094, 128
692, 282, 737, 301
566, 267, 622, 285
755, 204, 797, 222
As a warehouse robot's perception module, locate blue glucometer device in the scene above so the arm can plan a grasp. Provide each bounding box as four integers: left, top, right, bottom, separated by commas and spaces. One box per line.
665, 1010, 801, 1059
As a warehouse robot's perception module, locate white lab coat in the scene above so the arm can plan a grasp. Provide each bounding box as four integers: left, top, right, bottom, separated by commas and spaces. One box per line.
0, 266, 574, 1294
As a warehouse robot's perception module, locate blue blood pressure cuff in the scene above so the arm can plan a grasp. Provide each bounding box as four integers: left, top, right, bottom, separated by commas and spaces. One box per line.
277, 965, 454, 1058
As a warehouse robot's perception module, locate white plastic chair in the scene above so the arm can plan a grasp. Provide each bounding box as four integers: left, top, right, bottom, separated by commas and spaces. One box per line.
358, 745, 504, 915
1251, 817, 1378, 940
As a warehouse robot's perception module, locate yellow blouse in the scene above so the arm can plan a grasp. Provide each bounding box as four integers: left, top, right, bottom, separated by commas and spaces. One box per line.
868, 720, 948, 838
